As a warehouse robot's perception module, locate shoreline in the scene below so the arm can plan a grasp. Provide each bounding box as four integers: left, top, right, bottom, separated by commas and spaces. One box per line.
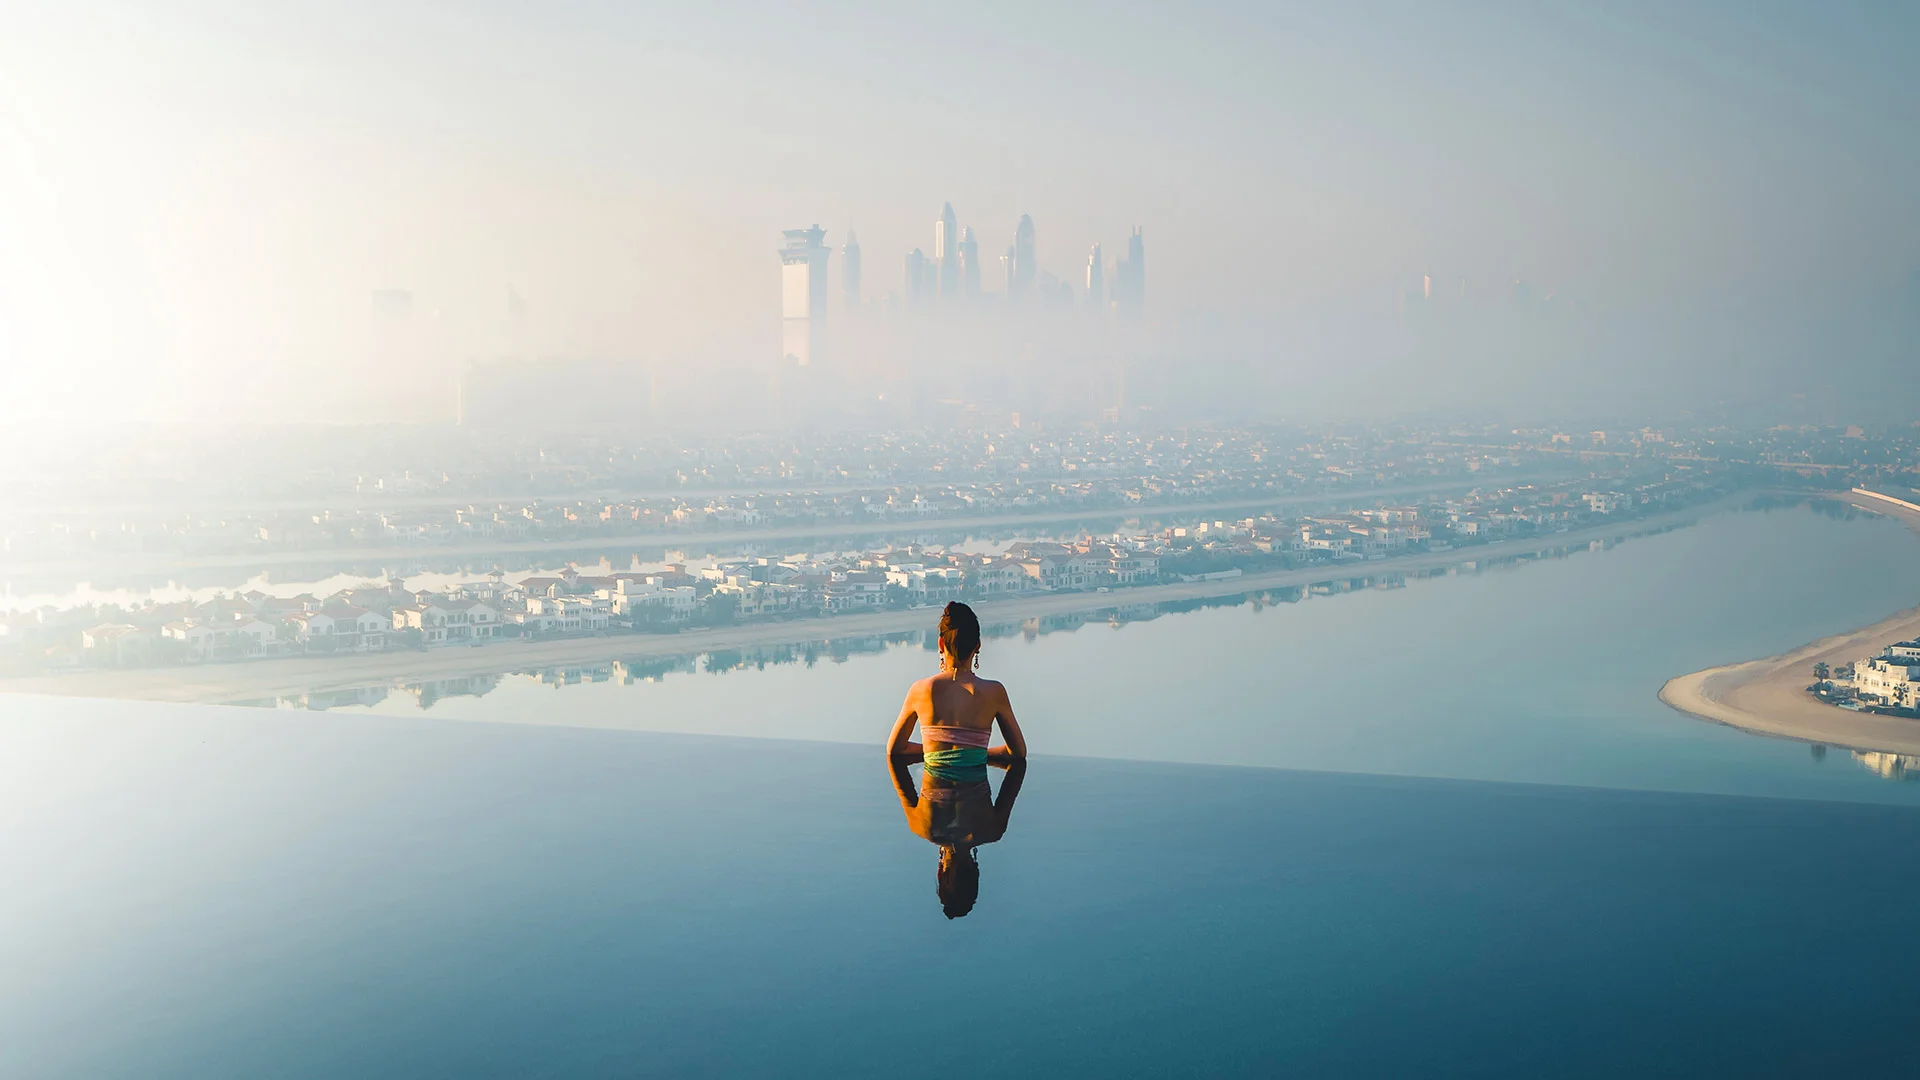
0, 496, 1734, 707
1659, 491, 1920, 757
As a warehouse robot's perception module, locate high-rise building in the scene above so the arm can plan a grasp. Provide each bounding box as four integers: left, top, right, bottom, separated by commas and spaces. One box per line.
959, 227, 981, 296
779, 225, 830, 365
1002, 248, 1016, 295
904, 248, 929, 307
842, 229, 862, 309
935, 203, 959, 299
1086, 243, 1105, 310
1009, 214, 1037, 299
1112, 227, 1145, 311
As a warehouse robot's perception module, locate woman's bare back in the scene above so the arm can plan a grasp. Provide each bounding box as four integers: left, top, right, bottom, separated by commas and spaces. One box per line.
888, 670, 1026, 761
916, 671, 1005, 735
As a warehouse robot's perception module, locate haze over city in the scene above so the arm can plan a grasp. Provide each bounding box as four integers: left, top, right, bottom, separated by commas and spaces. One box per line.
18, 4, 1920, 1075
4, 1, 1917, 429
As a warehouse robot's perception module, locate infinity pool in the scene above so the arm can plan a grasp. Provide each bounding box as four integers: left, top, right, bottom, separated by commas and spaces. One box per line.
5, 695, 1920, 1078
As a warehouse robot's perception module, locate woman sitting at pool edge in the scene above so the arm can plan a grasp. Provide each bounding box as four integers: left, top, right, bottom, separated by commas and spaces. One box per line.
886, 601, 1026, 770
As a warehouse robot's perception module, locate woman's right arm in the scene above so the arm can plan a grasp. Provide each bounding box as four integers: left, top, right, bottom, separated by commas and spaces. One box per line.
886, 685, 923, 758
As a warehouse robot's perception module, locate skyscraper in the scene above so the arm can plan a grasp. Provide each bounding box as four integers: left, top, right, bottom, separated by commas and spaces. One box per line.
1112, 227, 1145, 311
1010, 214, 1036, 299
842, 229, 862, 309
1002, 248, 1015, 295
1086, 243, 1105, 310
959, 227, 981, 296
904, 248, 929, 307
935, 203, 959, 299
779, 225, 829, 365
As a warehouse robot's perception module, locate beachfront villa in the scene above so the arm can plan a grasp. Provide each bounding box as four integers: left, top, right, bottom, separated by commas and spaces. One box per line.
1850, 640, 1920, 709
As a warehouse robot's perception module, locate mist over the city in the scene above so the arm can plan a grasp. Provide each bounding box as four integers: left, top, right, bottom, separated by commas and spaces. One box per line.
4, 2, 1917, 431
14, 6, 1920, 1077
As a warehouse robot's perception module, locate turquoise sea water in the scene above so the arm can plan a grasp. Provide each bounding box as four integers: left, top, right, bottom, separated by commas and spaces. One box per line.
319, 503, 1920, 804
5, 699, 1920, 1078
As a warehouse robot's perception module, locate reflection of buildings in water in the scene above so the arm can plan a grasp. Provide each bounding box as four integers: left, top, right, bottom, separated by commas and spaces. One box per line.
1853, 751, 1920, 781
268, 539, 1662, 709
405, 674, 502, 709
615, 655, 698, 683
981, 620, 1022, 643
299, 685, 390, 711
528, 663, 614, 688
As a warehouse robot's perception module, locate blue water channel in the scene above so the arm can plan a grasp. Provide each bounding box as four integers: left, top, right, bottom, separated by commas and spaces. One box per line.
319, 503, 1920, 804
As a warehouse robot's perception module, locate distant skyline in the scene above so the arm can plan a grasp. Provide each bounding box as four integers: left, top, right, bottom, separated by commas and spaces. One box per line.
808, 205, 1144, 315
3, 2, 1918, 425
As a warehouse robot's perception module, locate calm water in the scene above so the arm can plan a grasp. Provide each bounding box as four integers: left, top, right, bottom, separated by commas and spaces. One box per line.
304, 503, 1920, 804
5, 697, 1920, 1078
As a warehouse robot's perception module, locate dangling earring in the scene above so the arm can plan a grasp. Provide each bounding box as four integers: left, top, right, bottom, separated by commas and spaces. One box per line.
972, 651, 980, 672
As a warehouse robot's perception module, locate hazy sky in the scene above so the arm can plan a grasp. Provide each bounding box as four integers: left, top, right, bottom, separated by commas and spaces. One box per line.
3, 2, 1916, 425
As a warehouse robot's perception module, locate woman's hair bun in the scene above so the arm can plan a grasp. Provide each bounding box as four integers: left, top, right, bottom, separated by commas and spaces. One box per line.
938, 601, 981, 661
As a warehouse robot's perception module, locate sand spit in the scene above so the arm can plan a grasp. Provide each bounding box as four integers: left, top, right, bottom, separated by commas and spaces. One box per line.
1660, 490, 1920, 756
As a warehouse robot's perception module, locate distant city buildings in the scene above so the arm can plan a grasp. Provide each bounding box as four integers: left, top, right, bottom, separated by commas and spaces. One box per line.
903, 248, 930, 308
841, 229, 861, 309
1111, 227, 1145, 311
1010, 214, 1037, 300
779, 225, 831, 366
936, 203, 959, 300
959, 226, 981, 297
778, 205, 1149, 364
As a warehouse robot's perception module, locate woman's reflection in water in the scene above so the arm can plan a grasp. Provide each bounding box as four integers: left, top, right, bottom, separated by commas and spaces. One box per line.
889, 754, 1027, 919
885, 602, 1028, 919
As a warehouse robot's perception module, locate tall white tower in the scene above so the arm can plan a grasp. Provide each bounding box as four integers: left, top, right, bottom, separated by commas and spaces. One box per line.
780, 225, 830, 366
935, 203, 959, 299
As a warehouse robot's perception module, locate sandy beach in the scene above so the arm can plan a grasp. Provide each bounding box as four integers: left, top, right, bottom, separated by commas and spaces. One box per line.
1659, 490, 1920, 756
0, 497, 1730, 706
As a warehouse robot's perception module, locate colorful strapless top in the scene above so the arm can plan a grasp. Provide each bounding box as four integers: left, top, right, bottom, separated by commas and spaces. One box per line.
920, 724, 991, 747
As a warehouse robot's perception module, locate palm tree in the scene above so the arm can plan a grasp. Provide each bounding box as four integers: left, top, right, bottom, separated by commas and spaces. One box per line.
1813, 661, 1830, 681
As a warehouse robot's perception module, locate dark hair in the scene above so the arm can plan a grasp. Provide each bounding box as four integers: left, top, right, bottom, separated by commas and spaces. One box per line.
937, 846, 980, 919
938, 601, 981, 664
